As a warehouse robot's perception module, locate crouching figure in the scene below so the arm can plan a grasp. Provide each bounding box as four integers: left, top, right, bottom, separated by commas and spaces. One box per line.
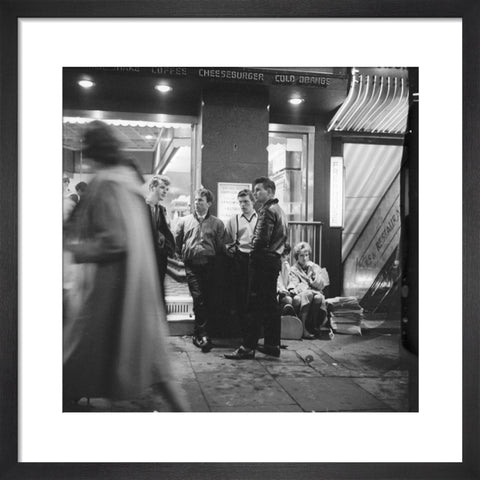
289, 242, 329, 339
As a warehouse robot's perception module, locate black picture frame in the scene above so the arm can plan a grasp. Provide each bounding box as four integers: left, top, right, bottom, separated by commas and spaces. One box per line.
1, 1, 478, 479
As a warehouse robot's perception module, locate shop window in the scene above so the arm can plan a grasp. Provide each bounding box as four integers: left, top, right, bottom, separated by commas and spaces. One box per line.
160, 144, 192, 229
62, 114, 200, 229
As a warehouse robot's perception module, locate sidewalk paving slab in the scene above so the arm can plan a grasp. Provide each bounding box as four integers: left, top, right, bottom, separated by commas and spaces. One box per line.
195, 371, 296, 409
276, 377, 394, 412
351, 376, 409, 412
71, 331, 411, 413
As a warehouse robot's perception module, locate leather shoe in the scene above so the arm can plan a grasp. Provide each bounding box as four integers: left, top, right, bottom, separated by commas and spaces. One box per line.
282, 304, 296, 316
201, 338, 213, 353
193, 335, 211, 350
256, 344, 281, 358
224, 346, 255, 360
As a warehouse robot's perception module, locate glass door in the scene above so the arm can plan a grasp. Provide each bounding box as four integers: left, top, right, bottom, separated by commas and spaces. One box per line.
267, 124, 315, 221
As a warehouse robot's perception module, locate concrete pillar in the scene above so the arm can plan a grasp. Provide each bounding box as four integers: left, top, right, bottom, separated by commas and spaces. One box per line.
199, 86, 269, 337
200, 86, 270, 215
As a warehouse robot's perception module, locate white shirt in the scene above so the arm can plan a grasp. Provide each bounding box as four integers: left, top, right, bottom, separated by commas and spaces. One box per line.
226, 211, 258, 253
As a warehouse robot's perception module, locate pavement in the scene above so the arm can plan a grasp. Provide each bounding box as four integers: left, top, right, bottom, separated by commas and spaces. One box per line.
77, 327, 410, 413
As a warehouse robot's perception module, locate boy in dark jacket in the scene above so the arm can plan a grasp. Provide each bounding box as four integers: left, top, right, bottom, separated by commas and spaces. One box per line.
146, 175, 175, 292
225, 177, 288, 359
174, 188, 226, 353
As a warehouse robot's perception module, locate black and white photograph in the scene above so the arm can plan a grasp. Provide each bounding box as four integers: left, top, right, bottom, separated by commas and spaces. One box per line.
62, 66, 417, 413
3, 12, 475, 479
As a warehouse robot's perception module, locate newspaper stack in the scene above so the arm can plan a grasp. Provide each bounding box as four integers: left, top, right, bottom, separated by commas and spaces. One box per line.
325, 296, 363, 335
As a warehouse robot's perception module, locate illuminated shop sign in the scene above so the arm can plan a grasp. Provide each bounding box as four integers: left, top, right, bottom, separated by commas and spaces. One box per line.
88, 67, 346, 89
330, 156, 345, 228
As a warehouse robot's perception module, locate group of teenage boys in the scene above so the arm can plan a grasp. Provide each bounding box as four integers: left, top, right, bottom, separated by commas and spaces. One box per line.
147, 175, 288, 360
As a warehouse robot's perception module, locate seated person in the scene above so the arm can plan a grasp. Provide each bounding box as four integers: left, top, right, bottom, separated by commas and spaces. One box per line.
289, 241, 329, 339
277, 243, 296, 316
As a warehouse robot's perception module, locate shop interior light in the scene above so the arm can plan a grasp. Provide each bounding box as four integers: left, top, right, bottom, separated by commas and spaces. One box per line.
288, 97, 304, 105
63, 117, 181, 128
144, 134, 154, 140
155, 84, 173, 93
78, 79, 95, 89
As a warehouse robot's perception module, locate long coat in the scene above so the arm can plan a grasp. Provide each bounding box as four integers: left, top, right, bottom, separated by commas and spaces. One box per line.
289, 261, 330, 310
63, 165, 172, 400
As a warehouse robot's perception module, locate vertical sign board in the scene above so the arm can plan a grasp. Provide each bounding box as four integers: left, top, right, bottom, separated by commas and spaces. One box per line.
330, 156, 345, 228
217, 182, 252, 223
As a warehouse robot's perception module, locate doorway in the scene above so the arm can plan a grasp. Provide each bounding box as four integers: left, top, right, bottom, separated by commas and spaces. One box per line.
267, 124, 315, 222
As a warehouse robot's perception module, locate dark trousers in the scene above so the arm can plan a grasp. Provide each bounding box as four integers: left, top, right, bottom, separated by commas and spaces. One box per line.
156, 251, 168, 297
231, 251, 251, 339
185, 259, 215, 338
244, 254, 282, 349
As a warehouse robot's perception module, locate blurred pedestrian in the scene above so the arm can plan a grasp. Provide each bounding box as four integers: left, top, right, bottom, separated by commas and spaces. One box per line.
63, 175, 76, 220
75, 181, 88, 200
64, 183, 87, 236
174, 188, 226, 353
63, 120, 187, 412
225, 177, 288, 359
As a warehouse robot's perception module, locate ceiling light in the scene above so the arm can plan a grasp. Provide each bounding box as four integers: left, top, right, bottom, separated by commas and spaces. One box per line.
288, 98, 304, 106
155, 84, 172, 93
145, 135, 154, 140
78, 79, 95, 89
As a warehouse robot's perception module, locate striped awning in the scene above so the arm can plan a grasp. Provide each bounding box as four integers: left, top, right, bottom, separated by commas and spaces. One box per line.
327, 68, 409, 135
